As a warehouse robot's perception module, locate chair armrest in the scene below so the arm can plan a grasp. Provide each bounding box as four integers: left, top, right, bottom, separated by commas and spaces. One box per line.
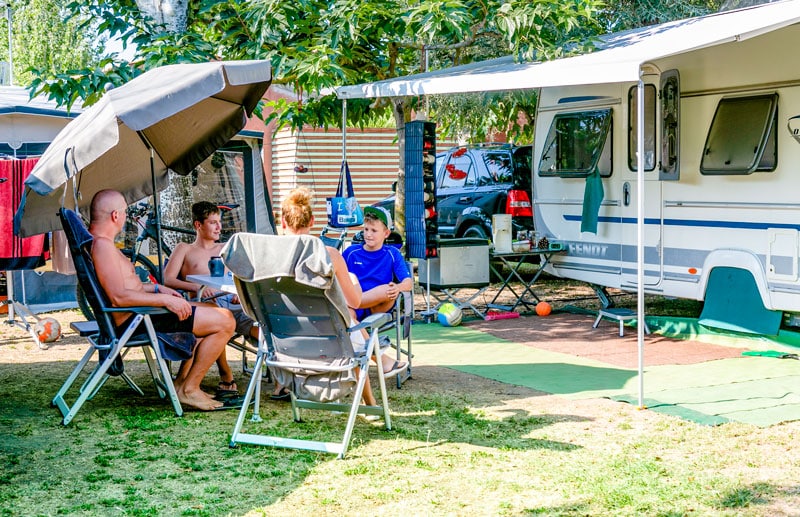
398, 291, 413, 316
348, 312, 392, 332
101, 306, 171, 315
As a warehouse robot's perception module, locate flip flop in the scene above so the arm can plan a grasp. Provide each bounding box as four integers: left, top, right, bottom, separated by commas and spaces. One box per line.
382, 360, 408, 378
209, 395, 248, 411
269, 387, 291, 401
215, 380, 239, 399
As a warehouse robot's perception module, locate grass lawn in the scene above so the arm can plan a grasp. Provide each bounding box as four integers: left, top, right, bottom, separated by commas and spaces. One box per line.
1, 284, 798, 515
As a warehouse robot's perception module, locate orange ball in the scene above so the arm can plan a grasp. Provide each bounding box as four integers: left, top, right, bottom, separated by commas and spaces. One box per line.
535, 302, 552, 317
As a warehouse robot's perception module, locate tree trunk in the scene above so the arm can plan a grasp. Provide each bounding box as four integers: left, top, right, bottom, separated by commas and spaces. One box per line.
392, 99, 411, 237
135, 0, 188, 33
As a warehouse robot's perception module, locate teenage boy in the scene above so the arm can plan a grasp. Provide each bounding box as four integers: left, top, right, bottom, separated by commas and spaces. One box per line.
343, 206, 412, 376
163, 201, 256, 398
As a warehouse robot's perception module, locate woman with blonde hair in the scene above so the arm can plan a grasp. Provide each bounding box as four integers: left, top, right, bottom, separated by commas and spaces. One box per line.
277, 187, 394, 407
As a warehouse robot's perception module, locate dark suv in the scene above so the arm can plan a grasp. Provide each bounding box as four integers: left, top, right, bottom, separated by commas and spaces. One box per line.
375, 143, 533, 240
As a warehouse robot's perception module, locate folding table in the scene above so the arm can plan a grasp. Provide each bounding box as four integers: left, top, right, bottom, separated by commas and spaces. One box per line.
487, 247, 565, 312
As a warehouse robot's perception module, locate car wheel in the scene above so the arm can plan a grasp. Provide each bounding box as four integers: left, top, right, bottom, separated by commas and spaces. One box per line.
462, 224, 489, 240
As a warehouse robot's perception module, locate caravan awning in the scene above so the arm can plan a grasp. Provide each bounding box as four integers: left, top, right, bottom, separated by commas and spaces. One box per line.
336, 0, 800, 99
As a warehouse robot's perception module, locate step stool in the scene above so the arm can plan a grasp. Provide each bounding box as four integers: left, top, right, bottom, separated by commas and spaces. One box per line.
592, 308, 650, 337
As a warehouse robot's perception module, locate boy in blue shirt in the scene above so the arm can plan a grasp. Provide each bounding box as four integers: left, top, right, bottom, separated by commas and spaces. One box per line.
344, 206, 412, 376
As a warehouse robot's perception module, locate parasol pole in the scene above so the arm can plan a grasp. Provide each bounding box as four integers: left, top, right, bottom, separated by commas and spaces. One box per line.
133, 130, 165, 283
342, 99, 347, 161
149, 144, 165, 283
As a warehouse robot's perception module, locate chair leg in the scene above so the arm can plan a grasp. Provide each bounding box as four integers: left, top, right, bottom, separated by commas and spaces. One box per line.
592, 313, 602, 329
53, 342, 126, 426
141, 320, 183, 417
230, 348, 268, 447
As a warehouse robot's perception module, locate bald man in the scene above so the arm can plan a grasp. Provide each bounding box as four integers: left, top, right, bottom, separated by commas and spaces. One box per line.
89, 189, 236, 411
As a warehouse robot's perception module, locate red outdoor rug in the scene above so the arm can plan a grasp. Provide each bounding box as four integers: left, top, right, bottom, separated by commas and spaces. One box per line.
466, 312, 745, 369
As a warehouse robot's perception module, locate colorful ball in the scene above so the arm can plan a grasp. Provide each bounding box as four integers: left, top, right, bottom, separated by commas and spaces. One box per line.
437, 303, 463, 327
35, 317, 62, 343
535, 302, 552, 317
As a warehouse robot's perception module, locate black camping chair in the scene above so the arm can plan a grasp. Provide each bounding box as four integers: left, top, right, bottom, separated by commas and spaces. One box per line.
53, 209, 189, 425
319, 225, 348, 250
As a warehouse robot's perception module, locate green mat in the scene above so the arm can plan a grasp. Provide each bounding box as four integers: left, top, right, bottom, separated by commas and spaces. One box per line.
411, 323, 800, 427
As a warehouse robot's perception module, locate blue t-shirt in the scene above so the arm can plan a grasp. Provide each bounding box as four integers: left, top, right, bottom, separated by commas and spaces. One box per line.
343, 244, 410, 292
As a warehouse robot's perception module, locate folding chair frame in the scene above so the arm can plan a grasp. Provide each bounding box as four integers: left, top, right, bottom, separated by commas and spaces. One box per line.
54, 311, 183, 425
55, 209, 184, 425
319, 225, 348, 250
230, 309, 393, 459
382, 291, 413, 388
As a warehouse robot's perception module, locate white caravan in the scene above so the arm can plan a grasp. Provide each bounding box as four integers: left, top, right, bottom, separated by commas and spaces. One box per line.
532, 7, 800, 325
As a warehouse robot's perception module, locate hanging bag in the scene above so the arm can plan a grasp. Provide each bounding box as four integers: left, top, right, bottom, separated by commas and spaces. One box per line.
326, 161, 364, 228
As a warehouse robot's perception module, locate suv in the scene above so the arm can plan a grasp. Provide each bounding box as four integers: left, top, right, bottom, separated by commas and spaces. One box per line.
374, 143, 533, 240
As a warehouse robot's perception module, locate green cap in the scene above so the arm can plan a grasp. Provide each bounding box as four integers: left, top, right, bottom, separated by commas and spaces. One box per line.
364, 206, 392, 229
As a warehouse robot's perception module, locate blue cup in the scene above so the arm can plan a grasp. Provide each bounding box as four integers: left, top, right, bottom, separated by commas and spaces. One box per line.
208, 256, 224, 277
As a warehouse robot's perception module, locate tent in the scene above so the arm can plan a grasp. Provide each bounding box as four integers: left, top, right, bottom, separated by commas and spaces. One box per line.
335, 0, 800, 406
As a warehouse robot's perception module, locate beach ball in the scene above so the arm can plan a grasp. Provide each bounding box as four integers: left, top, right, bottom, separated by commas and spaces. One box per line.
535, 302, 552, 317
438, 303, 462, 327
35, 317, 62, 343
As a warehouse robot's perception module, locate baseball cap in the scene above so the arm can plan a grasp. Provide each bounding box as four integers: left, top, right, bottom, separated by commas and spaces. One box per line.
364, 206, 393, 229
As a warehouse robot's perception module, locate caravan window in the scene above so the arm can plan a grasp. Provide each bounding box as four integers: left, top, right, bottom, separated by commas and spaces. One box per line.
627, 84, 656, 171
700, 93, 778, 175
538, 109, 612, 177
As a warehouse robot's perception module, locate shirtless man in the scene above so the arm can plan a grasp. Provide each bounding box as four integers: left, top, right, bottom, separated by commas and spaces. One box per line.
163, 201, 256, 396
89, 190, 236, 411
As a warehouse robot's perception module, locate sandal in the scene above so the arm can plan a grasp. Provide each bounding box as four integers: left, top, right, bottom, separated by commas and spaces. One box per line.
215, 380, 239, 399
270, 387, 291, 401
382, 360, 408, 378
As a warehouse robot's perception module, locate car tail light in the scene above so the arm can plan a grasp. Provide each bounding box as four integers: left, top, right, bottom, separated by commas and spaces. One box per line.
506, 189, 532, 217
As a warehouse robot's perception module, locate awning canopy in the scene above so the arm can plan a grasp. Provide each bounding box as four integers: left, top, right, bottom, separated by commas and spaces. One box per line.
337, 0, 800, 99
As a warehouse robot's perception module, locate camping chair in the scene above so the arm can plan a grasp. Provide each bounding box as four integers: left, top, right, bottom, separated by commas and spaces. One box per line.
319, 225, 348, 250
53, 209, 186, 425
224, 233, 393, 459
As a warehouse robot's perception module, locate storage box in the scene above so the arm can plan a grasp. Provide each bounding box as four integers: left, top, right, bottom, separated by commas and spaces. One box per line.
418, 238, 489, 289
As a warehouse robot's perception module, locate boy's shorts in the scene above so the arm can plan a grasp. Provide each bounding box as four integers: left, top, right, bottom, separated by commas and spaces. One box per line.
217, 294, 256, 337
354, 308, 372, 322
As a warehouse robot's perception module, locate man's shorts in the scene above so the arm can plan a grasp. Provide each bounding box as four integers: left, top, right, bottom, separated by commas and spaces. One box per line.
116, 306, 196, 334
217, 294, 256, 337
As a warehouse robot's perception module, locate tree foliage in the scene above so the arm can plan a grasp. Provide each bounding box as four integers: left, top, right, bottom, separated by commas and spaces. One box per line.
0, 0, 96, 87
600, 0, 718, 32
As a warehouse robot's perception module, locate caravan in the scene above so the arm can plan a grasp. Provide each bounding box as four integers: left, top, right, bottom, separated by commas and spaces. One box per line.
532, 6, 800, 330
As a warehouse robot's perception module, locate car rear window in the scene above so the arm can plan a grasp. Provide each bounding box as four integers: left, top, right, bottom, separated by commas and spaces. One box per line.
482, 151, 513, 184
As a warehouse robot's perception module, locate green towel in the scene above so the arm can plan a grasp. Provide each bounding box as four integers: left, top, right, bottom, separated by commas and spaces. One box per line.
581, 167, 604, 233
742, 350, 799, 359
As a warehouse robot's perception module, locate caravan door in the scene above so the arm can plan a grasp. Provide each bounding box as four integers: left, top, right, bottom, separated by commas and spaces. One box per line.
620, 80, 664, 289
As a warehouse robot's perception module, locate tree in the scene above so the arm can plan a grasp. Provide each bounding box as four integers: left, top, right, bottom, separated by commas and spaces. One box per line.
600, 0, 718, 31
29, 1, 607, 233
0, 0, 97, 87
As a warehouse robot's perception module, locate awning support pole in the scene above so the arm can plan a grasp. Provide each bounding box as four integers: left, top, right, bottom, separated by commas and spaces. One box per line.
637, 76, 646, 409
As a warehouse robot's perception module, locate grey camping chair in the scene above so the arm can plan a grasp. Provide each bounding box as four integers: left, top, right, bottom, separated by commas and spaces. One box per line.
55, 209, 187, 425
224, 233, 393, 459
